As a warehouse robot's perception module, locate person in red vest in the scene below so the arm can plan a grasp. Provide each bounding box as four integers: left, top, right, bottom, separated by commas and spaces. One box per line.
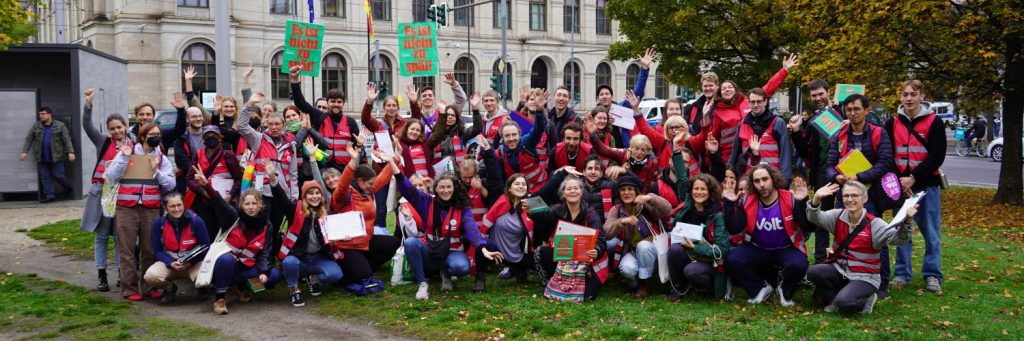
807, 181, 916, 314
238, 97, 299, 236
184, 126, 242, 241
722, 164, 812, 307
591, 133, 661, 189
729, 87, 793, 183
480, 89, 510, 144
394, 119, 434, 178
143, 193, 210, 306
475, 175, 534, 292
360, 83, 408, 137
428, 95, 483, 166
604, 174, 673, 298
81, 88, 131, 292
106, 123, 177, 301
288, 65, 360, 170
493, 90, 549, 193
549, 123, 594, 172
884, 80, 946, 294
459, 137, 505, 228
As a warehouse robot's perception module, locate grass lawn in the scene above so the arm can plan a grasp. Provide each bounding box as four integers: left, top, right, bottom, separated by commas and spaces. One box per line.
22, 187, 1024, 339
0, 272, 223, 340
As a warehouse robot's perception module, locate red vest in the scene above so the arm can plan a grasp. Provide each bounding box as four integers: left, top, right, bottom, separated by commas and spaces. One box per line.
837, 122, 882, 155
252, 135, 295, 187
407, 143, 431, 178
226, 225, 267, 267
161, 218, 198, 260
421, 204, 466, 251
468, 187, 486, 227
184, 147, 232, 209
833, 212, 881, 274
483, 114, 507, 140
92, 138, 129, 183
656, 179, 680, 209
553, 142, 592, 170
497, 147, 548, 194
600, 188, 613, 212
433, 133, 467, 164
278, 205, 344, 261
740, 190, 805, 254
116, 151, 162, 209
739, 116, 781, 169
892, 115, 938, 175
319, 116, 354, 165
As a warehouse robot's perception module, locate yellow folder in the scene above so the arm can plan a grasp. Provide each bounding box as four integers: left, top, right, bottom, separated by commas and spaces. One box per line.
836, 149, 872, 179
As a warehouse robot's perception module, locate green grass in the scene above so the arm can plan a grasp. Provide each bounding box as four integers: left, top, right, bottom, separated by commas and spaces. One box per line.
0, 272, 223, 340
26, 220, 105, 260
22, 188, 1024, 339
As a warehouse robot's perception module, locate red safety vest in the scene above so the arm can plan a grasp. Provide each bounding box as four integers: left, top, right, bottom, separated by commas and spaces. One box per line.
497, 147, 548, 194
184, 147, 232, 209
319, 116, 353, 165
116, 150, 162, 209
468, 187, 486, 227
226, 225, 267, 267
833, 212, 881, 274
553, 142, 592, 170
161, 218, 198, 261
91, 138, 129, 183
656, 179, 680, 209
740, 190, 805, 254
738, 116, 781, 170
433, 133, 467, 164
421, 204, 466, 251
892, 114, 938, 175
483, 114, 507, 140
251, 134, 295, 188
407, 143, 430, 178
836, 122, 882, 155
278, 205, 344, 261
600, 188, 613, 212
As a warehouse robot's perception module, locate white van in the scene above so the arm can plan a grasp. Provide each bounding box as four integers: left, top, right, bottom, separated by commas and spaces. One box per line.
928, 101, 955, 125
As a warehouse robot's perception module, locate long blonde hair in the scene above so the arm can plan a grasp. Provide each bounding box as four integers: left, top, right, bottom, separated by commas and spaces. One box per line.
301, 187, 327, 218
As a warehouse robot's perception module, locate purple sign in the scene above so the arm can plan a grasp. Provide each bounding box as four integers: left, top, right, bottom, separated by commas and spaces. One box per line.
881, 172, 901, 200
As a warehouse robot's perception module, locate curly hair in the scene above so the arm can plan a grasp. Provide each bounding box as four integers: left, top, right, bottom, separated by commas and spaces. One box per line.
434, 171, 470, 209
690, 173, 722, 205
747, 164, 786, 191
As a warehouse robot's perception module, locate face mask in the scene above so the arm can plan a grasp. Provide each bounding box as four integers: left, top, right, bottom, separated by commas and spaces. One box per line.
204, 137, 219, 149
249, 118, 262, 129
146, 136, 161, 148
286, 120, 302, 133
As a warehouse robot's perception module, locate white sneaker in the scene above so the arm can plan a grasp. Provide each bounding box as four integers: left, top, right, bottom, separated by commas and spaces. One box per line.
440, 271, 453, 291
747, 283, 774, 304
777, 286, 795, 307
824, 301, 837, 313
415, 282, 429, 300
861, 293, 878, 314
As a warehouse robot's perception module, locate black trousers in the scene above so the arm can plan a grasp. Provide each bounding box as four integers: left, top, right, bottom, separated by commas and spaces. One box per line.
807, 264, 877, 312
474, 247, 534, 279
338, 235, 401, 284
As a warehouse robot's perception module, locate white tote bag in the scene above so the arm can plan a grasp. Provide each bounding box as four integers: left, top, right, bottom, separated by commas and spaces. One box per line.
653, 228, 671, 284
194, 219, 239, 288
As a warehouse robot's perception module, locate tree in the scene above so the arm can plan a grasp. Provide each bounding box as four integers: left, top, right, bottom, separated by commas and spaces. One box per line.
0, 0, 36, 50
785, 0, 1023, 205
606, 0, 801, 91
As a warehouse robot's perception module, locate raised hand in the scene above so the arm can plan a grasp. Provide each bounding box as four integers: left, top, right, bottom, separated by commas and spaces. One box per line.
366, 82, 378, 104
442, 72, 457, 86
706, 135, 719, 153
170, 91, 185, 109
301, 114, 312, 129
749, 135, 761, 155
470, 176, 483, 190
183, 65, 197, 80
519, 84, 529, 103
812, 182, 840, 204
640, 48, 657, 69
476, 135, 491, 151
470, 91, 481, 111
782, 53, 799, 71
119, 141, 133, 156
562, 166, 583, 177
437, 99, 448, 109
192, 165, 208, 186
535, 88, 550, 109
700, 101, 714, 128
84, 88, 94, 107
392, 136, 403, 156
289, 65, 302, 84
792, 177, 809, 201
406, 83, 418, 103
788, 114, 803, 132
625, 90, 640, 109
583, 114, 597, 134
213, 95, 223, 113
250, 91, 266, 106
265, 162, 278, 184
605, 165, 627, 180
303, 136, 317, 155
243, 67, 255, 86
722, 183, 738, 201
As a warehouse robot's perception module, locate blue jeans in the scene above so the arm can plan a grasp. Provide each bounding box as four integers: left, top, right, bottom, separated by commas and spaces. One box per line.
402, 237, 470, 284
38, 162, 70, 200
94, 216, 119, 270
374, 184, 391, 235
895, 186, 943, 281
281, 254, 343, 288
211, 253, 283, 293
618, 240, 658, 280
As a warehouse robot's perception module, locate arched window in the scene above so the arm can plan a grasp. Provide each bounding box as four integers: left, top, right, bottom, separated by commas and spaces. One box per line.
271, 51, 290, 99
455, 57, 475, 95
626, 64, 640, 91
181, 42, 216, 92
368, 55, 393, 91
530, 59, 547, 89
322, 53, 347, 98
596, 62, 611, 88
563, 61, 581, 100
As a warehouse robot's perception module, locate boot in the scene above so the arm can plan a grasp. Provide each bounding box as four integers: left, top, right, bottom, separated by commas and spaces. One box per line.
635, 279, 651, 299
472, 276, 486, 293
97, 269, 110, 292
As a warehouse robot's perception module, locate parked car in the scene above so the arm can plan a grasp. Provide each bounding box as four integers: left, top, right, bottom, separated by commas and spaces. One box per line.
987, 137, 1023, 162
638, 99, 667, 127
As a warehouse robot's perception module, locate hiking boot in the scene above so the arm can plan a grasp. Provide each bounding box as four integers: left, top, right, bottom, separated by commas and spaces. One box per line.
634, 279, 651, 299
861, 293, 878, 314
213, 298, 228, 315
97, 270, 110, 292
290, 290, 305, 307
498, 267, 512, 280
159, 284, 177, 305
890, 277, 909, 289
308, 275, 322, 296
440, 271, 453, 292
747, 283, 774, 305
777, 286, 795, 307
473, 277, 486, 293
925, 277, 942, 294
415, 282, 429, 300
237, 287, 253, 304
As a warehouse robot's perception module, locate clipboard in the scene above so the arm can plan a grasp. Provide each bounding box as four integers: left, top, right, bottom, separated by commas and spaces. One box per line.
123, 155, 158, 180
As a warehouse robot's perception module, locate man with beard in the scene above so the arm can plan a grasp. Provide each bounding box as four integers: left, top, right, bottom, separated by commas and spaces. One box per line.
288, 65, 360, 170
549, 123, 594, 171
173, 107, 207, 193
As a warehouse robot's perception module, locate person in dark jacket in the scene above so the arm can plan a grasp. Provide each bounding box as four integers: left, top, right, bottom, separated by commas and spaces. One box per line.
20, 106, 75, 202
143, 193, 210, 305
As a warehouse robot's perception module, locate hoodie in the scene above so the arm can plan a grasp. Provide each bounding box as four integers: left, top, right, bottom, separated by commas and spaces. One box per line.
884, 102, 946, 190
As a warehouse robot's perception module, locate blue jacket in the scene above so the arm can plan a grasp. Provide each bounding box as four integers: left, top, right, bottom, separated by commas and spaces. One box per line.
151, 210, 211, 267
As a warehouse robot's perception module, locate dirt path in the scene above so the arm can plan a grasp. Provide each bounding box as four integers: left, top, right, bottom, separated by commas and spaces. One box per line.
0, 201, 411, 340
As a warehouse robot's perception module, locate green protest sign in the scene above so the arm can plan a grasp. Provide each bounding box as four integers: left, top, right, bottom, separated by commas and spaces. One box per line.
282, 20, 324, 76
835, 84, 865, 103
398, 22, 439, 77
811, 107, 843, 138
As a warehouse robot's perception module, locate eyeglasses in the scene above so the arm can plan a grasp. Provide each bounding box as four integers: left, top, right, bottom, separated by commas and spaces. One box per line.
842, 193, 862, 199
749, 100, 766, 105
667, 125, 685, 130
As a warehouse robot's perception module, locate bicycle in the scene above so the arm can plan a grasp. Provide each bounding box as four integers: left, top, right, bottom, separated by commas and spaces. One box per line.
954, 126, 987, 157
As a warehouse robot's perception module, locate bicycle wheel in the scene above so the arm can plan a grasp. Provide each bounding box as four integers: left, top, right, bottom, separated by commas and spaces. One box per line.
955, 140, 969, 157
975, 143, 988, 158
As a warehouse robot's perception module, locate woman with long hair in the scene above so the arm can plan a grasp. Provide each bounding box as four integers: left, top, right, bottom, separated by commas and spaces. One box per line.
474, 174, 534, 292
428, 92, 483, 165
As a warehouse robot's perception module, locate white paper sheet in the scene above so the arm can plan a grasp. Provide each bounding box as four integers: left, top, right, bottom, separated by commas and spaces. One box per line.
888, 191, 925, 228
374, 131, 395, 158
321, 211, 367, 242
608, 104, 637, 130
433, 157, 454, 175
210, 177, 234, 198
671, 222, 705, 243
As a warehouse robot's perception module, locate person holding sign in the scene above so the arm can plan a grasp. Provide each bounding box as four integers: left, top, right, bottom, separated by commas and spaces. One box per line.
143, 193, 210, 305
269, 164, 344, 308
494, 89, 549, 193
289, 65, 360, 170
428, 94, 483, 165
730, 87, 793, 183
722, 165, 812, 307
666, 151, 731, 301
474, 174, 536, 293
806, 181, 916, 314
105, 123, 177, 301
386, 156, 500, 300
603, 174, 673, 298
185, 126, 243, 241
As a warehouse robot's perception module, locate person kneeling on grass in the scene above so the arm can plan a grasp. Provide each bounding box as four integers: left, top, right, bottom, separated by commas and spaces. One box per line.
386, 154, 501, 300
603, 173, 673, 299
144, 193, 210, 305
806, 181, 916, 314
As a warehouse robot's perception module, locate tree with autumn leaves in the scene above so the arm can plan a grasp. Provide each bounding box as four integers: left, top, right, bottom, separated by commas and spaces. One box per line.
0, 0, 36, 50
608, 0, 1023, 205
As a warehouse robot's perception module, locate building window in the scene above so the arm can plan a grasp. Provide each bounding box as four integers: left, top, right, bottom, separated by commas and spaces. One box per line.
372, 0, 391, 20
455, 57, 475, 95
563, 0, 579, 33
178, 0, 208, 7
626, 64, 640, 90
270, 0, 293, 14
655, 71, 669, 99
322, 53, 347, 98
529, 0, 545, 31
413, 0, 433, 22
596, 0, 610, 35
323, 0, 345, 17
368, 55, 393, 90
271, 51, 290, 99
493, 0, 511, 29
454, 0, 473, 26
563, 61, 581, 99
530, 59, 547, 89
413, 76, 435, 91
181, 42, 215, 93
596, 62, 611, 88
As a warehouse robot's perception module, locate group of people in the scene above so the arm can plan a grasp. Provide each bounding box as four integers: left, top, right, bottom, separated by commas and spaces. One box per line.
63, 49, 945, 316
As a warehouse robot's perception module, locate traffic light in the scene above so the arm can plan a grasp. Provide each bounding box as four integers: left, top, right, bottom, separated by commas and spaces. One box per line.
378, 81, 389, 100
436, 3, 449, 27
426, 5, 436, 22
489, 75, 502, 93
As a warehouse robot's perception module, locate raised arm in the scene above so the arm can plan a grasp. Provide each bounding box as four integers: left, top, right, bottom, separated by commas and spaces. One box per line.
762, 54, 797, 96
361, 83, 383, 132
236, 93, 265, 151
82, 89, 104, 146
288, 66, 326, 127
590, 132, 627, 163
442, 73, 468, 110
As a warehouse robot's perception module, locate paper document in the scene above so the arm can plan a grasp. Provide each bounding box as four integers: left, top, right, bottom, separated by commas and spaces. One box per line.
375, 131, 395, 157
608, 104, 637, 130
552, 220, 598, 262
671, 222, 705, 243
523, 196, 549, 214
888, 191, 925, 228
321, 211, 367, 242
433, 157, 454, 175
210, 177, 234, 198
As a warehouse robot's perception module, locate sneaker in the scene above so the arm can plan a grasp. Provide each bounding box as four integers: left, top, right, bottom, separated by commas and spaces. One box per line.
877, 288, 892, 300
925, 277, 942, 294
667, 283, 690, 302
861, 293, 878, 314
290, 290, 305, 307
440, 271, 453, 292
747, 283, 774, 305
824, 301, 837, 313
473, 277, 486, 293
498, 267, 512, 280
890, 277, 910, 288
159, 284, 177, 305
147, 289, 163, 299
777, 286, 795, 307
96, 270, 110, 292
415, 282, 429, 300
308, 276, 322, 296
799, 277, 814, 288
125, 293, 143, 301
213, 298, 228, 315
